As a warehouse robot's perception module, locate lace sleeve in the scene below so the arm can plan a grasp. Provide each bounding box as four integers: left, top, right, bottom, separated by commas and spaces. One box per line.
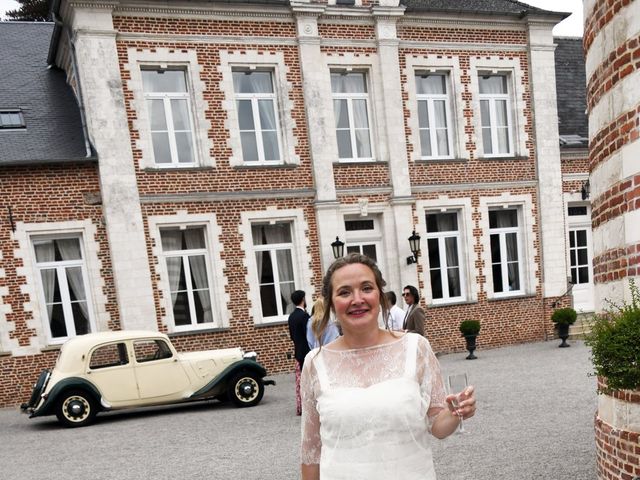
416, 337, 447, 429
300, 350, 322, 465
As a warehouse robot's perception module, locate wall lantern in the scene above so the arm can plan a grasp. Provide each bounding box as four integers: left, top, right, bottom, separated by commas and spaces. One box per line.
581, 180, 590, 200
331, 236, 345, 259
407, 230, 421, 265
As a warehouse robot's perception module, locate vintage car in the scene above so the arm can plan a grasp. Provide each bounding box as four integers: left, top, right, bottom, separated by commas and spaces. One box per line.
21, 330, 275, 427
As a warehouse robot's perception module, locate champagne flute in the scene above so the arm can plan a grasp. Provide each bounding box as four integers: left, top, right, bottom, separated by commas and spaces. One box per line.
447, 373, 469, 433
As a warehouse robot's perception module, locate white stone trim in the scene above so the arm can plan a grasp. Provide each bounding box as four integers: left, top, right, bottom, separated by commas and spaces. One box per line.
218, 50, 299, 167
0, 249, 12, 353
240, 208, 313, 324
588, 70, 640, 139
597, 393, 640, 432
323, 51, 389, 163
404, 54, 468, 161
125, 47, 212, 169
415, 196, 478, 304
147, 212, 229, 332
9, 220, 107, 355
469, 57, 529, 159
479, 193, 538, 299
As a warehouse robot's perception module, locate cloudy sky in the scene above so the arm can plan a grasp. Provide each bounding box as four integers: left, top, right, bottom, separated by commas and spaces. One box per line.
0, 0, 583, 35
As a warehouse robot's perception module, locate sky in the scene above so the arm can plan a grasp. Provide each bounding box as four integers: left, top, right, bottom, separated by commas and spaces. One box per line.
0, 0, 583, 36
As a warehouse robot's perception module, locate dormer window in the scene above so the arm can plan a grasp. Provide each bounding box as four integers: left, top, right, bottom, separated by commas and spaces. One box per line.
0, 110, 26, 129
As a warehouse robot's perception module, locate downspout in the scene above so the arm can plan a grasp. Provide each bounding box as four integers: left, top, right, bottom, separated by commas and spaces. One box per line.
48, 0, 94, 159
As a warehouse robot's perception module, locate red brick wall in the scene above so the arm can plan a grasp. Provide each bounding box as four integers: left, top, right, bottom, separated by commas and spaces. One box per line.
592, 174, 640, 228
583, 0, 635, 52
589, 105, 640, 172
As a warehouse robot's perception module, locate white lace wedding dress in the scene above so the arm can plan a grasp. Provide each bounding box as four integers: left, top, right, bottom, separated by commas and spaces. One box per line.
300, 333, 446, 480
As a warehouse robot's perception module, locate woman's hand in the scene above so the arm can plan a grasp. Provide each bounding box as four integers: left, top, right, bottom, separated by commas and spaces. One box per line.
445, 385, 476, 420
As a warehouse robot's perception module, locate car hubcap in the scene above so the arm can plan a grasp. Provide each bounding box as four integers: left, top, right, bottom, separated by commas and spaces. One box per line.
64, 396, 89, 422
236, 378, 258, 402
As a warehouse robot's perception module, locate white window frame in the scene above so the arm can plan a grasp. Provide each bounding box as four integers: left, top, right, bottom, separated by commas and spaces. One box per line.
330, 70, 375, 162
232, 69, 284, 165
488, 208, 524, 297
142, 68, 198, 167
469, 57, 529, 160
344, 216, 384, 272
31, 234, 97, 344
424, 211, 466, 304
158, 225, 217, 332
240, 209, 312, 325
219, 50, 298, 167
148, 213, 228, 332
566, 203, 593, 286
478, 74, 514, 157
415, 73, 454, 159
124, 48, 212, 169
404, 56, 468, 162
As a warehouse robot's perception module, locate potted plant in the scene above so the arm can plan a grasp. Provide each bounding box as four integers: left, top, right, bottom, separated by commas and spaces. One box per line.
550, 307, 577, 347
584, 280, 640, 479
459, 320, 480, 360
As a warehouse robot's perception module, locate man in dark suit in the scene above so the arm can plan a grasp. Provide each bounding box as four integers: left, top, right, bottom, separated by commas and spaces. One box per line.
288, 290, 310, 415
402, 285, 426, 337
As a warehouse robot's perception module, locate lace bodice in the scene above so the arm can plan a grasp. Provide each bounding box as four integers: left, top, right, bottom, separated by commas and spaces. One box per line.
300, 333, 446, 470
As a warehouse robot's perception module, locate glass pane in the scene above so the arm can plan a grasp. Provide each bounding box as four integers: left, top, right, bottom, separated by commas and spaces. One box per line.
434, 101, 447, 128
172, 291, 191, 326
508, 263, 520, 290
262, 131, 280, 161
576, 230, 587, 247
578, 266, 589, 283
436, 130, 449, 155
355, 129, 372, 158
447, 267, 461, 297
333, 99, 349, 128
258, 100, 276, 130
275, 250, 294, 282
34, 241, 55, 263
570, 249, 577, 267
72, 302, 90, 335
346, 245, 360, 254
152, 132, 172, 164
506, 233, 518, 261
480, 100, 491, 127
570, 267, 577, 285
142, 70, 187, 93
189, 255, 209, 289
336, 130, 352, 158
496, 127, 509, 153
482, 127, 493, 154
492, 264, 503, 293
50, 303, 67, 338
416, 74, 446, 95
445, 237, 459, 266
426, 213, 458, 233
256, 252, 274, 283
577, 248, 588, 266
418, 100, 429, 128
479, 75, 506, 94
420, 129, 432, 157
40, 269, 57, 303
237, 100, 255, 130
240, 132, 259, 162
345, 219, 374, 231
252, 223, 292, 245
175, 132, 194, 164
568, 206, 588, 216
490, 234, 501, 262
56, 238, 82, 260
233, 71, 273, 94
66, 267, 86, 301
331, 72, 366, 93
185, 227, 206, 249
170, 99, 191, 131
148, 99, 168, 130
352, 100, 369, 129
569, 231, 575, 248
260, 284, 278, 317
489, 209, 518, 228
495, 100, 508, 127
427, 238, 440, 268
160, 229, 183, 251
430, 269, 443, 299
361, 244, 377, 261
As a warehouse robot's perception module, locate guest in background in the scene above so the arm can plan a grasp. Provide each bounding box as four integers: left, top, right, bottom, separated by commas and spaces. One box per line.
402, 285, 426, 336
288, 290, 310, 416
385, 291, 405, 331
307, 296, 340, 349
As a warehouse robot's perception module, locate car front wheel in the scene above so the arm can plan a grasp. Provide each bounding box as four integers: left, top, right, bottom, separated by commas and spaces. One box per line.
227, 372, 264, 408
55, 390, 97, 428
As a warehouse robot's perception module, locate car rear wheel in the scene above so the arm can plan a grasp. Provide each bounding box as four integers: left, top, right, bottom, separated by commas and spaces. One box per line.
55, 390, 97, 428
227, 372, 264, 408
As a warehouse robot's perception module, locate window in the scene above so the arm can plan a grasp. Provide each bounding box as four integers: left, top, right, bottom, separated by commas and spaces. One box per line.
425, 212, 465, 302
232, 70, 282, 163
331, 72, 373, 161
252, 222, 296, 321
479, 75, 513, 156
489, 209, 523, 294
416, 74, 452, 158
142, 69, 196, 166
160, 226, 214, 329
569, 230, 590, 285
133, 339, 173, 363
90, 343, 129, 369
0, 110, 25, 129
32, 236, 94, 341
345, 218, 380, 263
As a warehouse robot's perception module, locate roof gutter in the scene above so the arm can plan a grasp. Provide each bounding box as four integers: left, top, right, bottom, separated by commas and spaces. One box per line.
46, 0, 62, 66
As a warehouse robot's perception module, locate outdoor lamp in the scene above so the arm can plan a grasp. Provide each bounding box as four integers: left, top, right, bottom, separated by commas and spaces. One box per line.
581, 179, 590, 200
331, 236, 345, 259
407, 230, 421, 265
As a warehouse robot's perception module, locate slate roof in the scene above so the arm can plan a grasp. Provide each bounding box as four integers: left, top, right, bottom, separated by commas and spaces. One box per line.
401, 0, 569, 18
0, 22, 93, 166
554, 37, 589, 148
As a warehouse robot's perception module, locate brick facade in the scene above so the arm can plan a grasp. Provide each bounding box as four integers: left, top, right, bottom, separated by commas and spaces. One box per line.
0, 1, 578, 408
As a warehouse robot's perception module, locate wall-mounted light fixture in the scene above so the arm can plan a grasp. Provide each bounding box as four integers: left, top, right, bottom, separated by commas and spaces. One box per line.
581, 179, 590, 200
331, 236, 345, 259
407, 230, 421, 265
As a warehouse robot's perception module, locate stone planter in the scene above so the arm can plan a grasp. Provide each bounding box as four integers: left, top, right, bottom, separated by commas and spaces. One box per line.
594, 378, 640, 479
555, 323, 570, 348
463, 334, 478, 360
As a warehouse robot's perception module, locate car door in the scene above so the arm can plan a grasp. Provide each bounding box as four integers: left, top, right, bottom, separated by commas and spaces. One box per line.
87, 342, 139, 405
132, 338, 190, 401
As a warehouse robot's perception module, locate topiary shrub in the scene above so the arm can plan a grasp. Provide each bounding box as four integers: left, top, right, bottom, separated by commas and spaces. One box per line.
551, 307, 577, 325
585, 280, 640, 393
459, 320, 481, 336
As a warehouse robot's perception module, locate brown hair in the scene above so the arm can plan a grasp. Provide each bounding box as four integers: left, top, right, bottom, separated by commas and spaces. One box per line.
317, 253, 390, 341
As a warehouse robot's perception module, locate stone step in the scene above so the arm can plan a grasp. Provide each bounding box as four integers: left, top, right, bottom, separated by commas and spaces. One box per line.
568, 312, 596, 340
